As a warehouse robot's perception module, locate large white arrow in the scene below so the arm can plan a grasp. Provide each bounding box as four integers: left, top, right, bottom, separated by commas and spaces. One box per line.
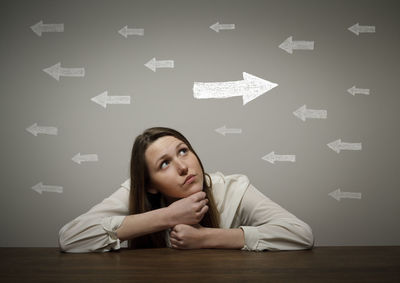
293, 105, 327, 122
279, 36, 314, 54
145, 57, 174, 72
32, 182, 63, 194
72, 153, 99, 164
209, 22, 235, 32
329, 188, 362, 201
26, 123, 58, 136
347, 86, 370, 96
348, 23, 376, 36
31, 21, 64, 36
215, 126, 242, 136
43, 62, 85, 81
91, 91, 131, 108
262, 151, 296, 164
327, 139, 362, 153
118, 26, 144, 38
193, 72, 278, 105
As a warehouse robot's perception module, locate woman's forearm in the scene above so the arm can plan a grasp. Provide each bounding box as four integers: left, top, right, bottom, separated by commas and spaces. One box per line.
116, 207, 173, 241
202, 228, 245, 249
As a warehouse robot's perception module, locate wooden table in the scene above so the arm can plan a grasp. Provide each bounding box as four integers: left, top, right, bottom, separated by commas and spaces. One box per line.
1, 247, 399, 282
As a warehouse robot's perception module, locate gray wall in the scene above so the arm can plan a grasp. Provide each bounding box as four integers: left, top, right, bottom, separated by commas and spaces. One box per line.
1, 0, 399, 247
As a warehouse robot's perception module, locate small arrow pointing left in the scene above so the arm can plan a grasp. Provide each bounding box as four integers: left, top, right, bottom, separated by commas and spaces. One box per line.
31, 21, 64, 37
43, 62, 85, 81
279, 36, 314, 54
91, 91, 131, 108
145, 57, 174, 72
118, 26, 144, 38
262, 151, 296, 164
215, 126, 242, 136
26, 123, 58, 136
209, 22, 235, 32
32, 182, 63, 194
329, 188, 362, 201
72, 153, 99, 164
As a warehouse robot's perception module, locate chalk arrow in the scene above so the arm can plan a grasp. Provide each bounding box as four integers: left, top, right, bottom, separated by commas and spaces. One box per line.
215, 126, 242, 136
26, 123, 58, 136
193, 72, 278, 105
118, 26, 144, 38
91, 91, 131, 109
348, 23, 376, 36
32, 182, 63, 194
327, 139, 362, 153
145, 57, 174, 72
347, 86, 370, 96
279, 36, 314, 54
329, 188, 362, 201
31, 21, 64, 37
43, 62, 85, 81
262, 151, 296, 164
293, 105, 327, 122
210, 22, 235, 32
72, 153, 99, 164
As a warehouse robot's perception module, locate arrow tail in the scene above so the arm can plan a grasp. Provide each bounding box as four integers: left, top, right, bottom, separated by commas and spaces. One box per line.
341, 142, 362, 151
43, 185, 63, 193
359, 25, 375, 33
341, 192, 362, 199
306, 109, 327, 119
107, 96, 131, 105
42, 23, 64, 33
127, 28, 144, 36
276, 155, 296, 162
156, 60, 174, 69
219, 24, 235, 30
193, 80, 246, 99
38, 126, 58, 136
60, 67, 85, 77
355, 88, 370, 95
292, 41, 314, 50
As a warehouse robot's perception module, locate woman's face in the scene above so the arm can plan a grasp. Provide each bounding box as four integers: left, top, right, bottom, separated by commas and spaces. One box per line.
145, 135, 204, 202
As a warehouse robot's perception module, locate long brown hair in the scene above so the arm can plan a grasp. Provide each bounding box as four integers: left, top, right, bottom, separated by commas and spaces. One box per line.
128, 127, 220, 249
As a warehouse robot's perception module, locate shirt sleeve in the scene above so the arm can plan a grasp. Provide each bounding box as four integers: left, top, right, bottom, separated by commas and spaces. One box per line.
233, 184, 315, 251
58, 186, 130, 253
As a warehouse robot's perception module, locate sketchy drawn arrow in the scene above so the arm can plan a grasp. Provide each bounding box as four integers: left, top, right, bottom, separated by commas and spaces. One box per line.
193, 72, 278, 105
31, 21, 64, 36
32, 182, 63, 194
329, 188, 362, 201
72, 153, 99, 164
145, 57, 174, 72
91, 91, 131, 109
293, 105, 327, 122
210, 22, 235, 32
348, 23, 376, 36
347, 86, 370, 96
262, 152, 296, 164
43, 62, 85, 81
26, 123, 58, 136
279, 36, 314, 54
118, 26, 144, 38
327, 139, 362, 153
215, 126, 242, 136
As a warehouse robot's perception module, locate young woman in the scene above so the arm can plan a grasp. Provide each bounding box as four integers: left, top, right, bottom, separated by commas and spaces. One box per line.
59, 127, 314, 252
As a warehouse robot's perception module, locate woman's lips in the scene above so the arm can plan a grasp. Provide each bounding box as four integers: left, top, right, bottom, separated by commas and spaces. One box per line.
183, 174, 196, 185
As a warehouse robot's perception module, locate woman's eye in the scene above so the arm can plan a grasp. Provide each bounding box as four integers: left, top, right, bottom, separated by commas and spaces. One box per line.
160, 161, 169, 169
179, 148, 188, 155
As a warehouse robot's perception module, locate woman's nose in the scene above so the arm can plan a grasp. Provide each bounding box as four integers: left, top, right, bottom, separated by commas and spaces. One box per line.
175, 159, 188, 175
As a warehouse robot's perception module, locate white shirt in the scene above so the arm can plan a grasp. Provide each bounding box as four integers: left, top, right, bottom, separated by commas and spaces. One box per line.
59, 172, 314, 253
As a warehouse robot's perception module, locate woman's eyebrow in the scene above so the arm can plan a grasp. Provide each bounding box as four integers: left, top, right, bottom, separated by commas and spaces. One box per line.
154, 142, 185, 167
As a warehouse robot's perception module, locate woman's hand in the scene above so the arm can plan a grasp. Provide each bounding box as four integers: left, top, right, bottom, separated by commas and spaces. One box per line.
169, 224, 206, 249
166, 191, 209, 227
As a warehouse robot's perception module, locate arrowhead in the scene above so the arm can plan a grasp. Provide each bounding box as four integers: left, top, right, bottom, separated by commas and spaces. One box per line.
242, 72, 278, 105
43, 62, 61, 81
210, 22, 220, 32
91, 91, 108, 108
26, 123, 39, 136
293, 105, 307, 122
327, 139, 342, 153
348, 23, 360, 35
145, 57, 156, 72
262, 151, 275, 164
72, 153, 82, 164
31, 21, 43, 36
118, 26, 128, 38
347, 86, 356, 96
329, 188, 341, 201
215, 126, 227, 136
279, 36, 293, 54
32, 182, 43, 194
